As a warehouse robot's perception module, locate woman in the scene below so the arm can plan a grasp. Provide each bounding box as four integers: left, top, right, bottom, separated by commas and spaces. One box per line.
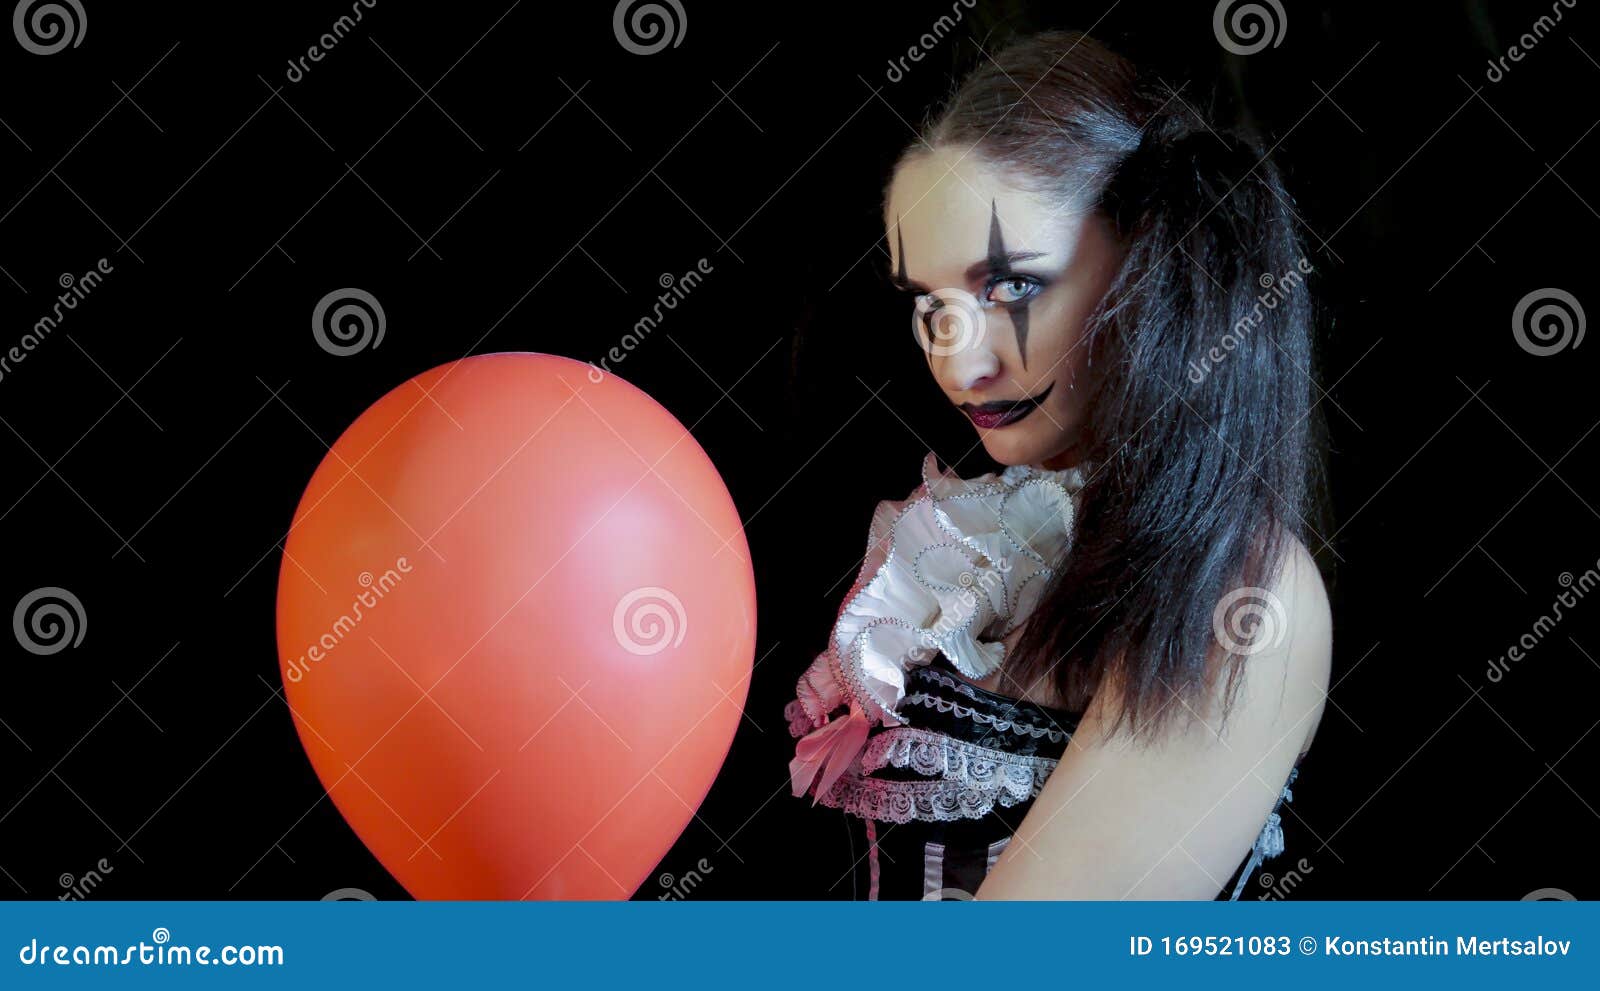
786, 31, 1331, 900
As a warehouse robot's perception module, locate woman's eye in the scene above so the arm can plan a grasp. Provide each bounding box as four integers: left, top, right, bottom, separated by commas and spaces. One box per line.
987, 277, 1039, 305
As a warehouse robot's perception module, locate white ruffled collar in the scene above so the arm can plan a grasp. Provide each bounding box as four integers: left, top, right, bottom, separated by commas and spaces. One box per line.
787, 453, 1087, 800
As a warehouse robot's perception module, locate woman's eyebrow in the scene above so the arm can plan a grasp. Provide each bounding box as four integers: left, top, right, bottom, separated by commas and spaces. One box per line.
888, 250, 1050, 290
964, 249, 1051, 282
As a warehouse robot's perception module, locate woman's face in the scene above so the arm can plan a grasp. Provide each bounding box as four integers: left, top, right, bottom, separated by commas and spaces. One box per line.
885, 145, 1124, 467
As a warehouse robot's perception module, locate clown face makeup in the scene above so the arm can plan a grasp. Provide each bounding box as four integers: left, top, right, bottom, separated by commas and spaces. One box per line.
887, 145, 1124, 468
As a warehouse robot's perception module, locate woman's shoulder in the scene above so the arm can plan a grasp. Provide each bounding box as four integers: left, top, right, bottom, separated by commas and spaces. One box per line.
1248, 535, 1332, 758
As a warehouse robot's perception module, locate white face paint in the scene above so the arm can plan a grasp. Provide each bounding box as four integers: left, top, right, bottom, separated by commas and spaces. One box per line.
887, 145, 1124, 467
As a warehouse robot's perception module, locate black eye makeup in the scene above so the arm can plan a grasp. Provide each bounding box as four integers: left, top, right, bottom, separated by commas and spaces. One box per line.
984, 274, 1045, 306
895, 214, 909, 288
891, 207, 1053, 360
987, 199, 1035, 368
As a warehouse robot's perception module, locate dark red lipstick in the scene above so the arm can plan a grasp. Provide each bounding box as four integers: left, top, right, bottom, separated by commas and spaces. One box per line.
960, 382, 1054, 429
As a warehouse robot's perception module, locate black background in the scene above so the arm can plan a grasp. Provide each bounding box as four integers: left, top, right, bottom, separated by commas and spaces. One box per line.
1, 0, 1596, 901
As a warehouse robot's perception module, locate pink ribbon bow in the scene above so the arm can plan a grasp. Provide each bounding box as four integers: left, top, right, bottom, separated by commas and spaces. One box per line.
788, 706, 870, 802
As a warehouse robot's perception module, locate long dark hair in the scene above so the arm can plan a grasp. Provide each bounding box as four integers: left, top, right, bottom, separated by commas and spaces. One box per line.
908, 31, 1327, 738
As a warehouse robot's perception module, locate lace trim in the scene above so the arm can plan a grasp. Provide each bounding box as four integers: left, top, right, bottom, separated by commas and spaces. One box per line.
817, 728, 1057, 824
863, 727, 1058, 778
817, 766, 1047, 824
900, 691, 1070, 743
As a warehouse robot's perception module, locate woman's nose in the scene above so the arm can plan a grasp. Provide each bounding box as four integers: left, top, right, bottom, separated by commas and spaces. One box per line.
942, 340, 1002, 393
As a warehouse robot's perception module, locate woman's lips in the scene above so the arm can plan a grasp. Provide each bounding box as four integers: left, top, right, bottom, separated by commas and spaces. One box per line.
960, 382, 1054, 429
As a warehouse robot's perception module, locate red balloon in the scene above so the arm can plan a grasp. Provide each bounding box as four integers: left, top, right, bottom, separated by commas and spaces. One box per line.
276, 353, 755, 899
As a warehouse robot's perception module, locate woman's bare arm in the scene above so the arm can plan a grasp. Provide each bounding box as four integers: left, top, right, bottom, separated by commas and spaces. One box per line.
977, 542, 1331, 900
